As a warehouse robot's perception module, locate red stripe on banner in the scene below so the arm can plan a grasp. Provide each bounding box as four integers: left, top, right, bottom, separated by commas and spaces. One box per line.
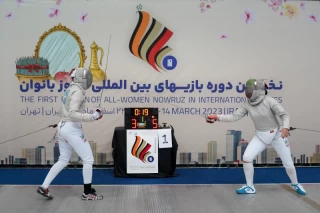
147, 29, 173, 72
139, 144, 151, 162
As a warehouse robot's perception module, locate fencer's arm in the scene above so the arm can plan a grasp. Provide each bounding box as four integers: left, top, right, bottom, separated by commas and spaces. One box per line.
68, 91, 95, 122
217, 104, 248, 122
269, 98, 290, 129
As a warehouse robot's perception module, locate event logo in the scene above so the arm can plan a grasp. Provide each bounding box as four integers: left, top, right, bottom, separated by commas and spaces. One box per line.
131, 136, 154, 163
129, 11, 177, 73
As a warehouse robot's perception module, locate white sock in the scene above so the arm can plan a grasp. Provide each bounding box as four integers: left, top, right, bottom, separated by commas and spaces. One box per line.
83, 164, 93, 184
42, 161, 66, 189
243, 163, 254, 187
285, 166, 298, 184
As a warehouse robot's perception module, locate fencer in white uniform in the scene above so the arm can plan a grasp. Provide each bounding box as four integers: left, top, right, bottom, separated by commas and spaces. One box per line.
37, 68, 104, 200
206, 79, 306, 195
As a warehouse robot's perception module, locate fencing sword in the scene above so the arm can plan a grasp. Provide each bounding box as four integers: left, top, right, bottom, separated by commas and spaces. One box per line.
96, 34, 112, 111
289, 127, 320, 133
0, 124, 58, 145
144, 94, 320, 129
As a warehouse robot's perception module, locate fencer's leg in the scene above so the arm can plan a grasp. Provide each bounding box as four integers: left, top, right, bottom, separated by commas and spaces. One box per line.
67, 129, 103, 200
271, 137, 306, 195
236, 136, 267, 194
37, 136, 72, 199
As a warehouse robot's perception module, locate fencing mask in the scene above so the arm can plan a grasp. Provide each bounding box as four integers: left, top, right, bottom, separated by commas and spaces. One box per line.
245, 79, 268, 105
71, 68, 93, 90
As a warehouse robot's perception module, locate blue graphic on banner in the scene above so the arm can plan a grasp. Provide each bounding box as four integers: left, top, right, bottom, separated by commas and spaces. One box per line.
162, 55, 177, 70
19, 79, 283, 94
148, 156, 154, 163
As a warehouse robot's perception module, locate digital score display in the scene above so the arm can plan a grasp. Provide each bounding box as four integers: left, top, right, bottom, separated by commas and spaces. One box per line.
124, 108, 159, 129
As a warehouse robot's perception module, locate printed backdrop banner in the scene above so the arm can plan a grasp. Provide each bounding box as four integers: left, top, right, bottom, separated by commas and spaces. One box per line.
0, 0, 320, 166
126, 130, 158, 173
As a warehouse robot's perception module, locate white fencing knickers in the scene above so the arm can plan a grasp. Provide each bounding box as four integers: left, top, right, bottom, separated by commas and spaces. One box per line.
41, 121, 94, 188
243, 129, 293, 167
242, 128, 298, 185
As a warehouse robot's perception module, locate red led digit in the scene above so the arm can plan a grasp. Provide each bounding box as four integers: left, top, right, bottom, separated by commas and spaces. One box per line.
152, 118, 158, 129
132, 118, 137, 128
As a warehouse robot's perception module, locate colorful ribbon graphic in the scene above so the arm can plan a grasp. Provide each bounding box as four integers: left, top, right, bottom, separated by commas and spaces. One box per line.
129, 11, 173, 72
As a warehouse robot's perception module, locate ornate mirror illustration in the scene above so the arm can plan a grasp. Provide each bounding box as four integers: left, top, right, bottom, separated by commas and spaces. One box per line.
34, 23, 86, 79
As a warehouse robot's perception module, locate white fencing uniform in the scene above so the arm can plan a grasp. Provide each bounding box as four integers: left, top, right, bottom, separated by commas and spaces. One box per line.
218, 96, 293, 168
38, 68, 103, 201
58, 82, 96, 172
208, 78, 306, 195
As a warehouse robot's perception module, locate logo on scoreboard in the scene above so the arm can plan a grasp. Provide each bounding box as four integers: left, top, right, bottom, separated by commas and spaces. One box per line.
129, 11, 177, 73
131, 136, 154, 163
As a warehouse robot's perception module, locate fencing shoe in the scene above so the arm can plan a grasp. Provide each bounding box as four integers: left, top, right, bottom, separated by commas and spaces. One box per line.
291, 183, 307, 195
37, 186, 53, 199
81, 188, 103, 201
236, 185, 256, 194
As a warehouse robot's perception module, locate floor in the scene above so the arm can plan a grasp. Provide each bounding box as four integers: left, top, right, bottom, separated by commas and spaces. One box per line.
0, 184, 319, 213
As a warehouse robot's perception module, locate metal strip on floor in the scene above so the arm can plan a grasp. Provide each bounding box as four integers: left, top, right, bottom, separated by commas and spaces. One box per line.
280, 184, 320, 212
0, 184, 319, 213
